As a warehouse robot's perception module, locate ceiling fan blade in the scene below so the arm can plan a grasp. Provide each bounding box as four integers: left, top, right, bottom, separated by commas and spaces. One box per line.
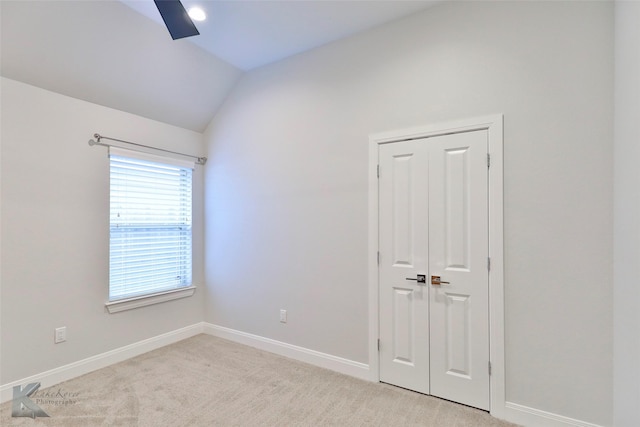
153, 0, 200, 40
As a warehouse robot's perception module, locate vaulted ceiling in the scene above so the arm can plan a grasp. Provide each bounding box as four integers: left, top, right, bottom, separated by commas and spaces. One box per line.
1, 1, 438, 132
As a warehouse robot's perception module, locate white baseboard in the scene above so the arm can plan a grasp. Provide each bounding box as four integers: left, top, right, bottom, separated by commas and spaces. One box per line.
0, 322, 605, 427
0, 323, 204, 404
202, 323, 371, 381
501, 402, 605, 427
202, 324, 605, 427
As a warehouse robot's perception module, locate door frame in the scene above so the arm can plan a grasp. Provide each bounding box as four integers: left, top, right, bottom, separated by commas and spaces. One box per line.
368, 114, 504, 415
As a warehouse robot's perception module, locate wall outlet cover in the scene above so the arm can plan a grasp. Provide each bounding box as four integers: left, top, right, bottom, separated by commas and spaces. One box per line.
55, 327, 66, 343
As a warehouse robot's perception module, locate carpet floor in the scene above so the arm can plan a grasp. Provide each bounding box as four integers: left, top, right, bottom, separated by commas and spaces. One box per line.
1, 334, 519, 426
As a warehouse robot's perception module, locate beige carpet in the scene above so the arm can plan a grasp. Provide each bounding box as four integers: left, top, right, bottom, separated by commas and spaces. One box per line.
1, 334, 518, 426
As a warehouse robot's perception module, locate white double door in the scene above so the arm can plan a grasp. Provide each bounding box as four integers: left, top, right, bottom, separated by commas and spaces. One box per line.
378, 130, 490, 410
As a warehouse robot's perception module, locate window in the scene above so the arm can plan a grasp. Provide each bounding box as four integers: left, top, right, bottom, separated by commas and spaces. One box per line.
107, 148, 194, 311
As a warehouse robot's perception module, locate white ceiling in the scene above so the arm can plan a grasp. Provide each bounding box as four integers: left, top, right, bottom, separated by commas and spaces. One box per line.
1, 1, 439, 131
121, 0, 439, 70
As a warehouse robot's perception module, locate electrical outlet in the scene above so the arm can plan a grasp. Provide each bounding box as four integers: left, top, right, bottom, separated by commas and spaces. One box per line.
279, 309, 287, 323
54, 327, 66, 344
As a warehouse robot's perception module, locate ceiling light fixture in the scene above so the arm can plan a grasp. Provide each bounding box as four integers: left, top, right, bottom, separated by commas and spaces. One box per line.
188, 7, 206, 22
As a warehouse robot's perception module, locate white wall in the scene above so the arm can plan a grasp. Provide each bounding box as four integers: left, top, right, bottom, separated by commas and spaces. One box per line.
0, 77, 205, 384
613, 1, 640, 426
204, 1, 613, 425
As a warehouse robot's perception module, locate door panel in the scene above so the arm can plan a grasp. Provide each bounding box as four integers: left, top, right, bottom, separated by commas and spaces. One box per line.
378, 141, 429, 394
391, 154, 415, 266
392, 287, 415, 364
443, 147, 471, 270
429, 131, 489, 410
445, 293, 471, 378
378, 130, 489, 410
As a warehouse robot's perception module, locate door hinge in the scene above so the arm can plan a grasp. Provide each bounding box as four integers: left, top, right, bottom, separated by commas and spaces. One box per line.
487, 153, 491, 168
488, 361, 492, 376
377, 251, 380, 265
378, 339, 381, 351
377, 164, 380, 178
487, 257, 491, 271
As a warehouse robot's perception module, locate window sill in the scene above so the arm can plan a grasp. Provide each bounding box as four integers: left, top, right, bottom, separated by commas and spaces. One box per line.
105, 286, 196, 314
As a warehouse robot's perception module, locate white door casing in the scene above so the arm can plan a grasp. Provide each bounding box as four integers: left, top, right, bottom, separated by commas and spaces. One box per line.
368, 115, 504, 416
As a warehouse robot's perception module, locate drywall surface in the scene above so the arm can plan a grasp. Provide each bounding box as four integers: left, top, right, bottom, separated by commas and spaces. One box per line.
204, 1, 613, 425
1, 1, 242, 132
613, 1, 640, 426
0, 77, 205, 384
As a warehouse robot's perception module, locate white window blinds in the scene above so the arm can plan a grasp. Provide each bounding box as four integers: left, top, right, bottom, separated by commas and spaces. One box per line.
109, 148, 193, 301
